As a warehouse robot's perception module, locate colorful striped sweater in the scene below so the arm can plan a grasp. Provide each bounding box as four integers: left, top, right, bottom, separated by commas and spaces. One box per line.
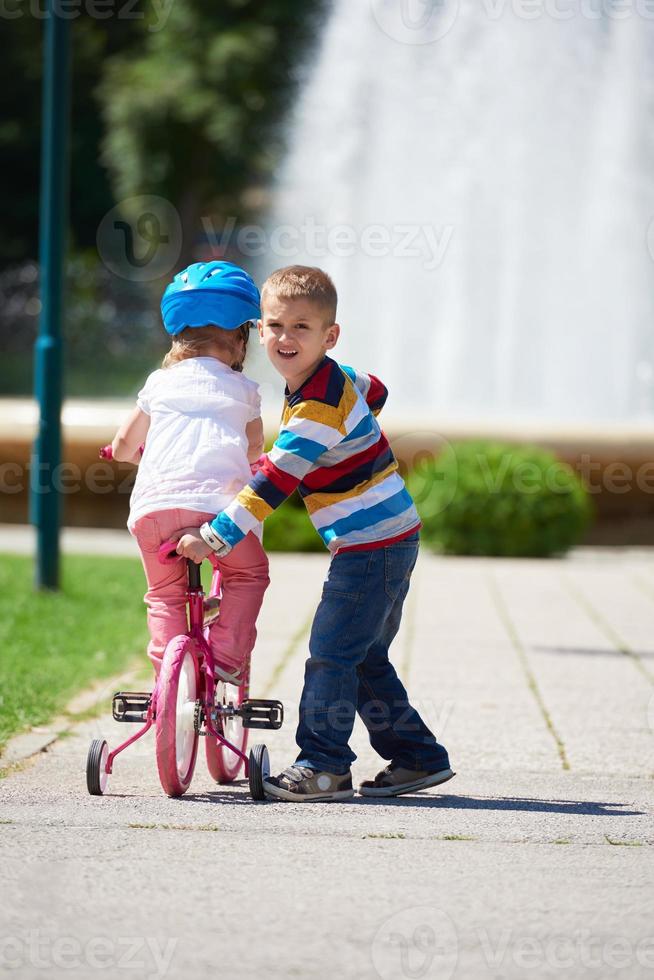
209, 356, 421, 554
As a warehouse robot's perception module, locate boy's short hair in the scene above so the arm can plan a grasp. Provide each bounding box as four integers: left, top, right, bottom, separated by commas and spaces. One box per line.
261, 266, 337, 324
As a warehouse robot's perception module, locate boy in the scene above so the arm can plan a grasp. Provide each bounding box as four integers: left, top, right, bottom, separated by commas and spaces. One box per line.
176, 266, 453, 801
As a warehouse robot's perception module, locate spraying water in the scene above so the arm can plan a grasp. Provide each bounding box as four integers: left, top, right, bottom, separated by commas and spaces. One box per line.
264, 1, 654, 424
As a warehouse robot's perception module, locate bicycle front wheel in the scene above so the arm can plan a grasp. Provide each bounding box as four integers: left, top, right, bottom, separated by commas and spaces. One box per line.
156, 635, 200, 797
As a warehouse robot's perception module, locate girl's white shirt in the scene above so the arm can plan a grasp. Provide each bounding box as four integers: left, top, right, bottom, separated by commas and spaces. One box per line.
127, 356, 261, 532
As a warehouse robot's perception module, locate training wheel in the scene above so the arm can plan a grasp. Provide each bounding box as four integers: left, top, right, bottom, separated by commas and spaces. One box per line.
86, 739, 109, 796
248, 743, 270, 801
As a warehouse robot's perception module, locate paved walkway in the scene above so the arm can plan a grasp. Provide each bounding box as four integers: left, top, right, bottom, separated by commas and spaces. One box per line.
1, 548, 653, 979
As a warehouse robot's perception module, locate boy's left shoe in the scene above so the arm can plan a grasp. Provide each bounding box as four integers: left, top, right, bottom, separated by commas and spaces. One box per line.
359, 762, 455, 797
263, 765, 354, 802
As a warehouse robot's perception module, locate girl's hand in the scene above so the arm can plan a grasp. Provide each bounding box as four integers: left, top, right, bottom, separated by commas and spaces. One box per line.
250, 454, 266, 476
173, 528, 212, 564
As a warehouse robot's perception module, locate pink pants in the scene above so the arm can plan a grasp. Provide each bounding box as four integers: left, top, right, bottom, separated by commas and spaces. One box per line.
132, 508, 269, 677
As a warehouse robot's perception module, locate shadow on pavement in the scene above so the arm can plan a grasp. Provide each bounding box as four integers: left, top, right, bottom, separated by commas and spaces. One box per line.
533, 644, 654, 659
352, 794, 645, 815
177, 788, 645, 816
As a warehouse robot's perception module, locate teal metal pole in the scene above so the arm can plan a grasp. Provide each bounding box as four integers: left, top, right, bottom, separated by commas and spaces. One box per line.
32, 3, 71, 590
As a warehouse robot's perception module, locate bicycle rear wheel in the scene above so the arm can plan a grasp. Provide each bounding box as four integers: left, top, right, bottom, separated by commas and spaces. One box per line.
205, 664, 250, 784
156, 635, 200, 797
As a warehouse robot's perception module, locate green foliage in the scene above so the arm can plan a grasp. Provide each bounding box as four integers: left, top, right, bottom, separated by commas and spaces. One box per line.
263, 492, 323, 553
0, 14, 145, 264
408, 440, 593, 557
99, 0, 326, 260
1, 2, 324, 266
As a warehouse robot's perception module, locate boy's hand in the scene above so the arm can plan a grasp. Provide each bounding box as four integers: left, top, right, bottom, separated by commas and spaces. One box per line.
173, 528, 212, 564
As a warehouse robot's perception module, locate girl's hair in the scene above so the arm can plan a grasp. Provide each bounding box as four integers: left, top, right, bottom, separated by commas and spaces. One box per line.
162, 323, 252, 371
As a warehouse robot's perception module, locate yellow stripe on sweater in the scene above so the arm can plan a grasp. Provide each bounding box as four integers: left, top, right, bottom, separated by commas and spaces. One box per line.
282, 382, 358, 435
235, 485, 273, 522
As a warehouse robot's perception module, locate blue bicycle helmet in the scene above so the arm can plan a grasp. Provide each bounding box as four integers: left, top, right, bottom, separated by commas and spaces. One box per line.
161, 261, 261, 335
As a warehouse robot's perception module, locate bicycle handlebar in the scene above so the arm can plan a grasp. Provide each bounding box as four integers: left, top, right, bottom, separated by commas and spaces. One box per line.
99, 444, 144, 461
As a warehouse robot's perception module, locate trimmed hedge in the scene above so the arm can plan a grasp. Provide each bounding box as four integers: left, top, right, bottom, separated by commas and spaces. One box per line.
407, 440, 593, 557
263, 491, 324, 553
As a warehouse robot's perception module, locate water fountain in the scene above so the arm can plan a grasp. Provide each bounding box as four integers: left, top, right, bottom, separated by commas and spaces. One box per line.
264, 1, 654, 426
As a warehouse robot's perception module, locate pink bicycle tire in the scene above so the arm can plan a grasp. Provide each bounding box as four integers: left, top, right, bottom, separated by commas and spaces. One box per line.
156, 635, 200, 797
205, 664, 250, 784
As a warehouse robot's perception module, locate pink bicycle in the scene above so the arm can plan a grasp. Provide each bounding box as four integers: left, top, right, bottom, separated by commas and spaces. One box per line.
86, 448, 282, 800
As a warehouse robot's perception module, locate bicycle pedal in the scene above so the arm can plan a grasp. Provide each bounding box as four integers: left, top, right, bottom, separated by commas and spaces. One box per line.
112, 691, 152, 723
238, 699, 284, 730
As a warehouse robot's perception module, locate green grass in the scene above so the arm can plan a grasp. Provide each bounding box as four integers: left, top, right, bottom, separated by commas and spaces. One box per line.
129, 823, 222, 832
362, 832, 406, 839
439, 834, 476, 842
0, 553, 149, 749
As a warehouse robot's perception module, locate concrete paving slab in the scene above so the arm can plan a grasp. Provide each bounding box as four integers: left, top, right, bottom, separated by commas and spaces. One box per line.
0, 549, 653, 980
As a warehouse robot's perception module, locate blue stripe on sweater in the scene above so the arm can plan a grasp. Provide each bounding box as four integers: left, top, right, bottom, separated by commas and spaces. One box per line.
318, 487, 415, 543
342, 413, 375, 443
275, 429, 328, 463
210, 512, 246, 548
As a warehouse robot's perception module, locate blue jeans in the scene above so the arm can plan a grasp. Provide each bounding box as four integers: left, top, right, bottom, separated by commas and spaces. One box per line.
295, 533, 450, 775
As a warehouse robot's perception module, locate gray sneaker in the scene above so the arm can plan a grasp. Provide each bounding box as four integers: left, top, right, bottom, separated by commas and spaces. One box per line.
263, 764, 354, 802
359, 763, 455, 797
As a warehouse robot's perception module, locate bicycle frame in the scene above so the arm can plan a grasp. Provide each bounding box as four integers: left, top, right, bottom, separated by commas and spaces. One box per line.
105, 548, 250, 776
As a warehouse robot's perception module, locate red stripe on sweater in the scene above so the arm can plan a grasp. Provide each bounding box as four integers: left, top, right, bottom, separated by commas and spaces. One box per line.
366, 374, 387, 407
301, 433, 390, 491
336, 523, 422, 553
261, 458, 300, 496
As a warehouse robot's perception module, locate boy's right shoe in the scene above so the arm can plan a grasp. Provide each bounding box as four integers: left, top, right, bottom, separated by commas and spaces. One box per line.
263, 765, 354, 802
358, 762, 455, 797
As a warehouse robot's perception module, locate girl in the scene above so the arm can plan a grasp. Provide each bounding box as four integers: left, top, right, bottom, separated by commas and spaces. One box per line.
111, 261, 270, 684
